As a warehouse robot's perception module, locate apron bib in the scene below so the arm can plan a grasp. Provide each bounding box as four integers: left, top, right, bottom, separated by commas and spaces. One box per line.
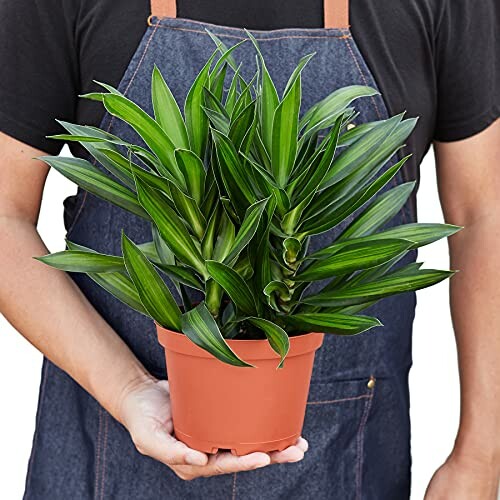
25, 1, 416, 498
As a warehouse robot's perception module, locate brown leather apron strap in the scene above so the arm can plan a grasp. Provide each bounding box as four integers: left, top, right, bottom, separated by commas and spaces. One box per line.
324, 0, 350, 29
150, 0, 176, 18
150, 0, 349, 28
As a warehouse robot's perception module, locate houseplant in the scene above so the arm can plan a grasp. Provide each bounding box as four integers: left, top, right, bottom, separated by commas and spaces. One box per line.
37, 34, 459, 454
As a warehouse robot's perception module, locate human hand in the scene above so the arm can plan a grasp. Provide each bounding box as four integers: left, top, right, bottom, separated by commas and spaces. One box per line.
118, 377, 309, 480
425, 452, 499, 499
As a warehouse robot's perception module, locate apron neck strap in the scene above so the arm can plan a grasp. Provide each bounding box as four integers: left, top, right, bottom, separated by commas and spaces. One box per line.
150, 0, 176, 19
324, 0, 350, 29
150, 0, 349, 29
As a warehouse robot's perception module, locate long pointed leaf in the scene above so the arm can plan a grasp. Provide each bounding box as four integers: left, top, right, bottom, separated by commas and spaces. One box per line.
135, 178, 207, 277
295, 239, 413, 281
122, 233, 182, 330
182, 303, 252, 367
88, 271, 148, 315
36, 251, 124, 273
40, 156, 148, 219
284, 313, 382, 335
152, 65, 189, 148
302, 269, 455, 307
206, 260, 257, 315
248, 318, 290, 368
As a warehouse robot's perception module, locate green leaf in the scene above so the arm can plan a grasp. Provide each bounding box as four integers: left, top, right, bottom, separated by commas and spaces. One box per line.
185, 41, 246, 158
229, 99, 256, 151
152, 65, 189, 148
206, 260, 257, 315
36, 250, 124, 273
320, 113, 403, 189
271, 74, 301, 187
283, 53, 315, 96
369, 223, 463, 249
284, 313, 382, 335
40, 156, 148, 219
87, 272, 148, 315
300, 85, 379, 136
122, 233, 182, 330
54, 122, 137, 189
64, 240, 149, 315
201, 205, 221, 259
295, 115, 343, 202
310, 223, 462, 262
102, 93, 185, 185
337, 182, 415, 241
210, 62, 228, 101
246, 31, 279, 153
223, 198, 269, 264
155, 263, 204, 290
182, 303, 252, 367
169, 182, 206, 240
303, 155, 410, 235
295, 239, 413, 281
100, 148, 173, 192
152, 224, 175, 266
302, 269, 455, 307
174, 149, 206, 206
248, 318, 290, 368
212, 210, 236, 262
135, 178, 207, 277
212, 129, 257, 208
263, 280, 290, 312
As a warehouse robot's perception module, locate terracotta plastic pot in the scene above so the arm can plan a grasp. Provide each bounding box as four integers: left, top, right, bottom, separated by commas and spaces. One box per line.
156, 325, 324, 456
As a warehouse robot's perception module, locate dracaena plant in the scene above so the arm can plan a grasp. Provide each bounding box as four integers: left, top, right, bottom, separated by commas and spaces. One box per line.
37, 33, 459, 368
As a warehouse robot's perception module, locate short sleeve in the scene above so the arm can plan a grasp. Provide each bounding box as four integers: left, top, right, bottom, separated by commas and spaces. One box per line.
433, 0, 499, 142
0, 0, 79, 154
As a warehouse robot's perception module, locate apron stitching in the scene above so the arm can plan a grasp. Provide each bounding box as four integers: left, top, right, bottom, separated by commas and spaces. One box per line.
151, 16, 351, 35
123, 23, 160, 97
94, 407, 103, 500
99, 413, 110, 500
232, 472, 238, 500
24, 361, 50, 494
66, 23, 159, 240
342, 37, 382, 120
148, 23, 351, 41
343, 35, 408, 225
307, 393, 370, 405
355, 387, 375, 500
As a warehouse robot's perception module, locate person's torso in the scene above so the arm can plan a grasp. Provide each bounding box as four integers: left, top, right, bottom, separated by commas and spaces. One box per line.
74, 0, 442, 209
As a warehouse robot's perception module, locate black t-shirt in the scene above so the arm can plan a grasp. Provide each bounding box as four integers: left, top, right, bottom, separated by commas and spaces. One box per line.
0, 0, 498, 170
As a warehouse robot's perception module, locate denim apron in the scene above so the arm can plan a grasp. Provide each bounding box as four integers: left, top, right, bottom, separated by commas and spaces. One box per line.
24, 1, 417, 498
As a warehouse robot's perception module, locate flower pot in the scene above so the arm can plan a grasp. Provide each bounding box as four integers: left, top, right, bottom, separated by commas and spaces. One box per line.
156, 325, 324, 456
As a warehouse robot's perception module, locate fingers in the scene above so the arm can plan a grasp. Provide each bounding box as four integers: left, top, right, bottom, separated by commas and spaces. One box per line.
269, 437, 309, 464
170, 437, 309, 480
172, 451, 271, 480
133, 426, 208, 467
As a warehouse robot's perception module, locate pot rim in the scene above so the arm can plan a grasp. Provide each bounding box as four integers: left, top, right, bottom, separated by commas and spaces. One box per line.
156, 324, 324, 360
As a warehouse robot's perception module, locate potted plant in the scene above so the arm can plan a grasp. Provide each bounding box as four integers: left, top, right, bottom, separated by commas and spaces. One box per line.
37, 34, 459, 455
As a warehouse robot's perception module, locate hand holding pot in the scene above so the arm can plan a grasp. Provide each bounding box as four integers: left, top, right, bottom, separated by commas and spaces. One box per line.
119, 377, 308, 480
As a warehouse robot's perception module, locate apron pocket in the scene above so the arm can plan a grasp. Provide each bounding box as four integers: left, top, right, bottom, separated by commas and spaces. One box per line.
297, 378, 375, 499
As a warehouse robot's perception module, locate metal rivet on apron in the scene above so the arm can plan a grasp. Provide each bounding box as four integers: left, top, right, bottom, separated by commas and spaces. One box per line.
346, 123, 356, 130
367, 375, 376, 389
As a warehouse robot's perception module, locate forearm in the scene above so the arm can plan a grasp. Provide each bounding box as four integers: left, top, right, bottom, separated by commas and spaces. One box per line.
0, 215, 152, 422
448, 213, 500, 471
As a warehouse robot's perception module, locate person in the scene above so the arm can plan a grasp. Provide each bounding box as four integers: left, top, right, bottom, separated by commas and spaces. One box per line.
0, 0, 498, 498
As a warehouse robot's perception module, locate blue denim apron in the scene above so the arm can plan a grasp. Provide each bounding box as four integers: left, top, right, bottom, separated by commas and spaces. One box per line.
24, 1, 417, 498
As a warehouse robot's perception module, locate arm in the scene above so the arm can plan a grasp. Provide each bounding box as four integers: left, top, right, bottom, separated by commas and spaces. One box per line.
0, 132, 306, 479
425, 119, 500, 499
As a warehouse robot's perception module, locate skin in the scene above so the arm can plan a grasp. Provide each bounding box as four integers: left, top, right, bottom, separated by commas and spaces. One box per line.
0, 132, 307, 480
424, 119, 500, 498
0, 119, 499, 489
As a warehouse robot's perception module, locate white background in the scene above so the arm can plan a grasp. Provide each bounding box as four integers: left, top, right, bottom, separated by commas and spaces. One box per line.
0, 147, 460, 499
